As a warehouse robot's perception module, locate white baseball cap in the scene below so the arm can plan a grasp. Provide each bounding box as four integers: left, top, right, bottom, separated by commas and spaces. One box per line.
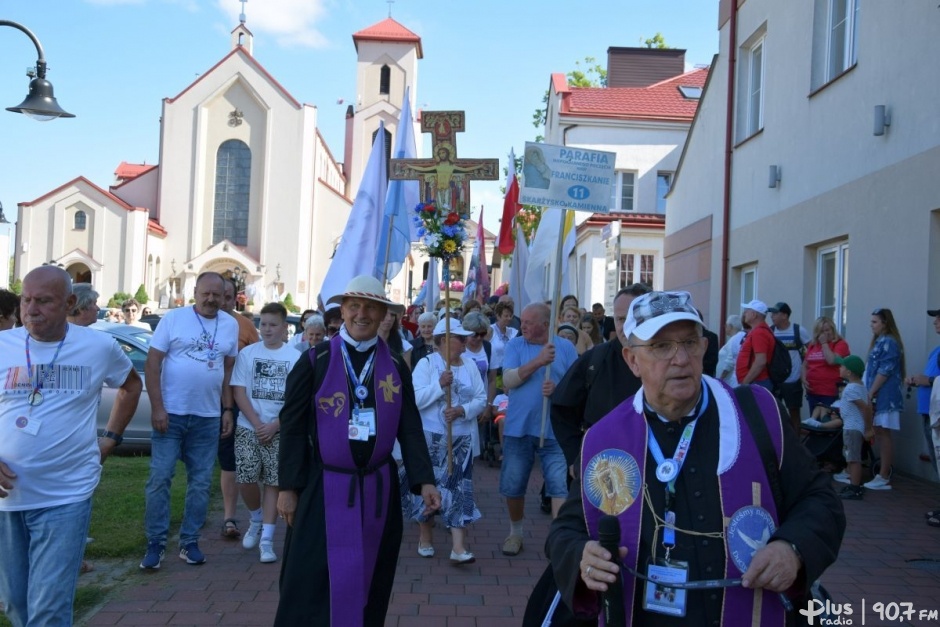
741, 300, 768, 316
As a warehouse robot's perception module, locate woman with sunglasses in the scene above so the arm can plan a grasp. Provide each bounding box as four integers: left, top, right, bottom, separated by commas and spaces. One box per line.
121, 298, 150, 330
864, 308, 906, 491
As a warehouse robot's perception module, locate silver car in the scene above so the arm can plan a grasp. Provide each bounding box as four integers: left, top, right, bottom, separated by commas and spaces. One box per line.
92, 322, 153, 446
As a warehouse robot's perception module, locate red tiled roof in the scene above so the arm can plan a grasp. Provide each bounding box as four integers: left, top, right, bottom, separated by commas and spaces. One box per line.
148, 219, 167, 237
114, 162, 155, 180
21, 176, 145, 212
559, 68, 709, 123
353, 18, 423, 58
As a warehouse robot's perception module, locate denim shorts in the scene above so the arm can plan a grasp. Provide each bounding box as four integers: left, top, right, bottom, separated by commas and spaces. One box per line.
498, 435, 568, 498
843, 429, 863, 463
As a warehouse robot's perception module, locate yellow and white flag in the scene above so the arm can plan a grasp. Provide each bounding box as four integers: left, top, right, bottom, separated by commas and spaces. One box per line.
524, 208, 576, 305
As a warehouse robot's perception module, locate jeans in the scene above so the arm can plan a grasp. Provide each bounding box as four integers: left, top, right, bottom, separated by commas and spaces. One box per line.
0, 499, 93, 627
499, 435, 568, 498
144, 414, 219, 546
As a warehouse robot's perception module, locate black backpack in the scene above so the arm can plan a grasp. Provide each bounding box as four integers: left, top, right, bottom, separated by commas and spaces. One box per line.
762, 327, 793, 386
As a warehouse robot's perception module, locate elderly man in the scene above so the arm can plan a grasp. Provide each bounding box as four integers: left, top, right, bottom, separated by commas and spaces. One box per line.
275, 275, 440, 627
500, 302, 578, 556
0, 266, 142, 626
67, 283, 101, 327
553, 284, 651, 466
548, 291, 844, 626
141, 272, 239, 569
737, 299, 775, 390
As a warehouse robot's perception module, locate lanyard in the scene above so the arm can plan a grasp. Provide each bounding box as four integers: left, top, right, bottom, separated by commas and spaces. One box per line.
340, 340, 376, 408
193, 308, 219, 354
646, 388, 709, 548
24, 327, 68, 406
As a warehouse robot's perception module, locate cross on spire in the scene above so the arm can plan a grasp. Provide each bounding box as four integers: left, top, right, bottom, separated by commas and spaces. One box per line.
390, 110, 499, 215
387, 0, 394, 17
239, 0, 247, 24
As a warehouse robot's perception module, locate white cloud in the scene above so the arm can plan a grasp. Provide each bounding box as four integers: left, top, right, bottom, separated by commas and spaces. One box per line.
215, 0, 329, 48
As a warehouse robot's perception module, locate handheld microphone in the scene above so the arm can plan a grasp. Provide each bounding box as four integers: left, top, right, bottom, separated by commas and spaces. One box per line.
598, 515, 627, 627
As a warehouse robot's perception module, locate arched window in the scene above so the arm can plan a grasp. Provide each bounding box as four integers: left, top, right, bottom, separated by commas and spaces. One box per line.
371, 127, 392, 174
74, 210, 87, 230
379, 64, 391, 95
213, 139, 251, 246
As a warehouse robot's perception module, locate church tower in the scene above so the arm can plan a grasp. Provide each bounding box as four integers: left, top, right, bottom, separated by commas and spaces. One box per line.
347, 17, 422, 198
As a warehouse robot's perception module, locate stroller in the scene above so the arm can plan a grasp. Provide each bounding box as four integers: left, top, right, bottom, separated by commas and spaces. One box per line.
480, 394, 507, 467
800, 400, 880, 475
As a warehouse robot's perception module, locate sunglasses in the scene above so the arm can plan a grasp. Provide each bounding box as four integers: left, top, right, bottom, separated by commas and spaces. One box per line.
327, 326, 341, 334
474, 332, 487, 338
123, 308, 137, 313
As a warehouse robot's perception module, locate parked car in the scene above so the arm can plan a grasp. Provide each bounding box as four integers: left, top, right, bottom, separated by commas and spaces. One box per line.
252, 313, 302, 338
92, 322, 153, 446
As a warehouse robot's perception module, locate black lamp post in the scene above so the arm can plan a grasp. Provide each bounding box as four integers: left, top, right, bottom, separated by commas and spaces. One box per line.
1, 20, 74, 120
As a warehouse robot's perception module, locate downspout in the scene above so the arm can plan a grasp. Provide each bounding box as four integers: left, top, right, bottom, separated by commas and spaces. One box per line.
720, 0, 739, 344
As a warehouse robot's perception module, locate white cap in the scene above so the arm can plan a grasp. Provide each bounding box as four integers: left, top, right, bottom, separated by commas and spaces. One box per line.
623, 291, 702, 341
740, 299, 768, 316
432, 318, 473, 337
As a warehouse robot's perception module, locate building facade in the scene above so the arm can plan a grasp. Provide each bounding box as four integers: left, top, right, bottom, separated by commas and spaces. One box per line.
665, 0, 940, 478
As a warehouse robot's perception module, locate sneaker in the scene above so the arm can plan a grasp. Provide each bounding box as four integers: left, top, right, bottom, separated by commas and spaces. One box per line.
259, 541, 277, 563
501, 535, 523, 556
839, 485, 864, 500
242, 521, 263, 549
179, 542, 206, 565
139, 542, 165, 570
863, 475, 892, 491
417, 544, 435, 558
832, 471, 851, 484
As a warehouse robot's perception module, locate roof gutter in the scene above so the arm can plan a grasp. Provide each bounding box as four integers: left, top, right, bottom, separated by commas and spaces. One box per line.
720, 1, 739, 344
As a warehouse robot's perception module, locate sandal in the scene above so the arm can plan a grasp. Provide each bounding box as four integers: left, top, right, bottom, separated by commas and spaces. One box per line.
928, 516, 940, 528
221, 518, 241, 539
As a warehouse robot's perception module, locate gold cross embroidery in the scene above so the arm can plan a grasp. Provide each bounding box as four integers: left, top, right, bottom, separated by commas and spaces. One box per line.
378, 373, 401, 403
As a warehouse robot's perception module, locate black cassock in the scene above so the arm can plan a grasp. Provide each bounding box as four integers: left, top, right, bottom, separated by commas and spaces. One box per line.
274, 340, 434, 626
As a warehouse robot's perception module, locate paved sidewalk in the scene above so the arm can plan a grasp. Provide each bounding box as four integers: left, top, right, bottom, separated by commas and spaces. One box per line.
81, 461, 940, 626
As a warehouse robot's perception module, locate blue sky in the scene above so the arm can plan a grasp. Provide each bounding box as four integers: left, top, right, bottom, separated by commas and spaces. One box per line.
0, 0, 718, 239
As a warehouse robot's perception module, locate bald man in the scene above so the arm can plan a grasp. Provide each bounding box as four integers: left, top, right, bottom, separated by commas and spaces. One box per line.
0, 266, 141, 626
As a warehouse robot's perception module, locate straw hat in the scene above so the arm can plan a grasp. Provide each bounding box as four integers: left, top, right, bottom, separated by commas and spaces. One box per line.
326, 275, 404, 314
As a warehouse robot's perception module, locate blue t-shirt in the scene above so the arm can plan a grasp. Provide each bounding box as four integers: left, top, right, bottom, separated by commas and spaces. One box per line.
917, 346, 940, 415
503, 335, 578, 439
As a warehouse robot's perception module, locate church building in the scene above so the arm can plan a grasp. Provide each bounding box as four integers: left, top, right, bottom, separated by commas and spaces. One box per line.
13, 14, 423, 311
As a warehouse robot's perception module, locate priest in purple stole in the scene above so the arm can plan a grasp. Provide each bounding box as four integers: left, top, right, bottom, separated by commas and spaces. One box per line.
274, 276, 441, 627
547, 291, 844, 627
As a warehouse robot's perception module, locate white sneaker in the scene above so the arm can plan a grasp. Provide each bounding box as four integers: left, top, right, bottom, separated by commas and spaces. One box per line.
259, 541, 277, 563
417, 544, 434, 558
833, 472, 851, 484
864, 475, 892, 490
242, 521, 263, 549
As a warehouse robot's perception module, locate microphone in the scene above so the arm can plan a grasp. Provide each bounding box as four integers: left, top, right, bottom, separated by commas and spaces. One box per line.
598, 515, 627, 627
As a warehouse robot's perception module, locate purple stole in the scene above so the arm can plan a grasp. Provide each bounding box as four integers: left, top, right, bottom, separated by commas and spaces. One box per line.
579, 377, 786, 627
314, 335, 403, 627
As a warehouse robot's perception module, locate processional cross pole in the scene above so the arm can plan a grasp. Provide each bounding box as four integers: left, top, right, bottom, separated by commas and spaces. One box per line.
390, 110, 498, 473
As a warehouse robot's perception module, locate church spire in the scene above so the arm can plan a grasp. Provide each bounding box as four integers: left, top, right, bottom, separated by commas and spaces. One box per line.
230, 0, 254, 55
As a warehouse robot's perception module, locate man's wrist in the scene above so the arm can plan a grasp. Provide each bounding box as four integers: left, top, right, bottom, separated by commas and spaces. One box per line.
222, 407, 236, 414
100, 430, 123, 446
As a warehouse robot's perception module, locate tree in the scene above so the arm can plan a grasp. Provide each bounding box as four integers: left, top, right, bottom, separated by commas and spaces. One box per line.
532, 56, 608, 134
643, 33, 670, 49
134, 284, 149, 304
282, 293, 300, 313
10, 278, 21, 295
107, 292, 133, 308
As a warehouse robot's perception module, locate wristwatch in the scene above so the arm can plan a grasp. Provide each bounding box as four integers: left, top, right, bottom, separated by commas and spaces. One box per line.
100, 430, 123, 446
788, 542, 804, 565
222, 407, 236, 414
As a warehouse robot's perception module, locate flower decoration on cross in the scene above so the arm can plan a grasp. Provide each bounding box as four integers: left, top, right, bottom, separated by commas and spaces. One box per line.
412, 200, 468, 263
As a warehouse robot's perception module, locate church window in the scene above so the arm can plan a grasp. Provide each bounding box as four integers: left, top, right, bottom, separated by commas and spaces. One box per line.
74, 210, 87, 230
213, 139, 251, 246
372, 127, 392, 174
379, 64, 391, 95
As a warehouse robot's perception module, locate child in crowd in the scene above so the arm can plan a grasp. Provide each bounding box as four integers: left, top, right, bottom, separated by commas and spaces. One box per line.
231, 302, 301, 562
833, 355, 874, 500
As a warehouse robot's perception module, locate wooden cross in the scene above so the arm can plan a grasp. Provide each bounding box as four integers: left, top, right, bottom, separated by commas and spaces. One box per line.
389, 110, 499, 215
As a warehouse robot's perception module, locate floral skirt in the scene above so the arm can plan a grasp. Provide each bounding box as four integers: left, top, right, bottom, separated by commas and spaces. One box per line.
399, 431, 482, 529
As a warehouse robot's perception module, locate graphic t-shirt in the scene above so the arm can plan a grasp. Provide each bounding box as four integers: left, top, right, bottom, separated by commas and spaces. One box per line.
150, 306, 239, 417
231, 342, 301, 430
772, 323, 812, 384
464, 344, 490, 383
0, 325, 132, 510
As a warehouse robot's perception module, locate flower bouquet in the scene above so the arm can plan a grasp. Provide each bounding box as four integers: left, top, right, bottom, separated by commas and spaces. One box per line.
412, 201, 468, 261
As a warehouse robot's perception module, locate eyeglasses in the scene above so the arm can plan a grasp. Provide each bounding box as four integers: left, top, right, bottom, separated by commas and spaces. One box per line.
474, 332, 487, 338
123, 308, 137, 314
872, 309, 884, 316
629, 337, 705, 360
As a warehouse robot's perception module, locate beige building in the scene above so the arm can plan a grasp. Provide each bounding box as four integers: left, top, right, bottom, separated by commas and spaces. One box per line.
666, 0, 940, 478
14, 16, 424, 311
542, 48, 707, 309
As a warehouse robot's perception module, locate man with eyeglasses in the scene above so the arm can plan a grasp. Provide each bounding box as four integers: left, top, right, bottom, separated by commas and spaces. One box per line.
548, 291, 844, 626
122, 298, 151, 330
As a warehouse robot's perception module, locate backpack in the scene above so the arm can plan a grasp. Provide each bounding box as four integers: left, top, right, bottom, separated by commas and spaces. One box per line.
771, 323, 805, 360
764, 328, 793, 387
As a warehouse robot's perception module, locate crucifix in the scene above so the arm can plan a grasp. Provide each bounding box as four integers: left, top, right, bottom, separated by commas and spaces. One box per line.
389, 110, 499, 217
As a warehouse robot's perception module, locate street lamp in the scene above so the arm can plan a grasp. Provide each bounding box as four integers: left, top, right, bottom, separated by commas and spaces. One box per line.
1, 20, 74, 120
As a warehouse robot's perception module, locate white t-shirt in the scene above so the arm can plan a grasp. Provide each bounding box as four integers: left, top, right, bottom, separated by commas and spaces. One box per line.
489, 324, 518, 370
0, 324, 133, 511
839, 382, 868, 432
231, 342, 301, 431
150, 306, 239, 417
126, 320, 151, 330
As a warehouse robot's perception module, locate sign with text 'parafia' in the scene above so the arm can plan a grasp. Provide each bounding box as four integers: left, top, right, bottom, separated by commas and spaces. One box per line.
519, 141, 615, 214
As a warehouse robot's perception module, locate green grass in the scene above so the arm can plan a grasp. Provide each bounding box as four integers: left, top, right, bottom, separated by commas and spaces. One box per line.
0, 455, 221, 626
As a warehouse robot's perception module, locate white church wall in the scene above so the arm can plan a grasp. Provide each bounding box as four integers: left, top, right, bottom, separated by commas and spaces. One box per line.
111, 167, 158, 216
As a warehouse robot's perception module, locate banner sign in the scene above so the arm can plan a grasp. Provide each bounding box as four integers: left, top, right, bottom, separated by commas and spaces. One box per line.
519, 141, 615, 214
